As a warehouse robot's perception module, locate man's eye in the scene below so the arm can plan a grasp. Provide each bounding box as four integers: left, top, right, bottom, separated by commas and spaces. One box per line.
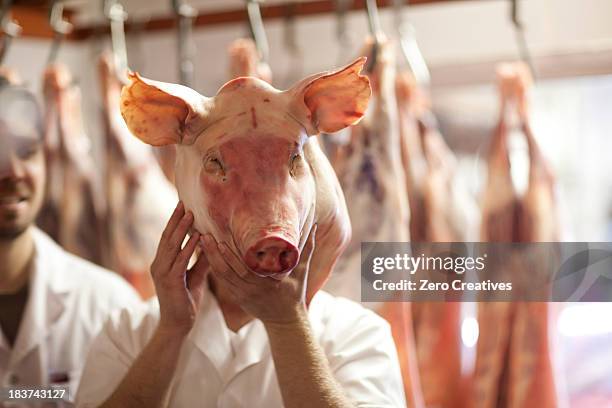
17, 145, 40, 159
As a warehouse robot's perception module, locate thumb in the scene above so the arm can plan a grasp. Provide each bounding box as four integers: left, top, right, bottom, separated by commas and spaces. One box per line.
293, 224, 317, 285
187, 246, 209, 294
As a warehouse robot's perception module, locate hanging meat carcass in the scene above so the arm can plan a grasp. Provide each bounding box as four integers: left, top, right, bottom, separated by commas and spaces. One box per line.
395, 72, 428, 242
98, 52, 177, 298
324, 38, 424, 407
36, 63, 107, 266
0, 66, 21, 84
396, 69, 481, 408
228, 38, 272, 83
327, 38, 410, 294
471, 63, 524, 408
508, 63, 562, 408
471, 62, 563, 408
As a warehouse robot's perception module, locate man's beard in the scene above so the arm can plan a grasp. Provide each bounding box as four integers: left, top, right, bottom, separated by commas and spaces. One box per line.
0, 219, 30, 240
0, 180, 35, 240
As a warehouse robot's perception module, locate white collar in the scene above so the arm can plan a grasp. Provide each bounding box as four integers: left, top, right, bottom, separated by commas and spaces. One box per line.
187, 283, 269, 383
4, 228, 68, 364
186, 283, 328, 382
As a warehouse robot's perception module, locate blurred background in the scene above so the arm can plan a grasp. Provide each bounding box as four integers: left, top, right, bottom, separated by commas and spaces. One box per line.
1, 0, 611, 406
4, 0, 612, 239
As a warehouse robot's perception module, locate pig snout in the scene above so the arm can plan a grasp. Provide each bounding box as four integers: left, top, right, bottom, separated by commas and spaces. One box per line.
244, 237, 299, 276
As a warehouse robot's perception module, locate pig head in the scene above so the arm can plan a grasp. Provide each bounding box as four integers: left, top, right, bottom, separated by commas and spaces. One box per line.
120, 58, 371, 301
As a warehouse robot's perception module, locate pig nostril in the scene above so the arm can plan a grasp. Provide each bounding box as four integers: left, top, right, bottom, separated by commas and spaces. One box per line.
245, 238, 299, 275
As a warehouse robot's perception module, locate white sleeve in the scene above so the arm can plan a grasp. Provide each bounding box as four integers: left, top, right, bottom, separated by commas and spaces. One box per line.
75, 302, 159, 408
323, 303, 408, 408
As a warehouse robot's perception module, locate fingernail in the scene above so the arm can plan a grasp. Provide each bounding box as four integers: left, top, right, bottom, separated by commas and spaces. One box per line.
218, 243, 226, 254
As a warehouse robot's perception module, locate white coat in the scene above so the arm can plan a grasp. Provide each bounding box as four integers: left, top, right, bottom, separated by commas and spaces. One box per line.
76, 284, 407, 408
0, 228, 142, 407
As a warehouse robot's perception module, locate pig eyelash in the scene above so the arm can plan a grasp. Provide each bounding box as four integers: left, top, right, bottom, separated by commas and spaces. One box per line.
289, 153, 302, 177
203, 155, 226, 177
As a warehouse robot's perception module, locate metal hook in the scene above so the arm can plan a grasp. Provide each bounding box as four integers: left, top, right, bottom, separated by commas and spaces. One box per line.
283, 3, 298, 57
510, 0, 536, 80
393, 0, 430, 86
334, 0, 351, 49
103, 0, 128, 80
334, 0, 352, 65
282, 3, 304, 85
364, 0, 383, 73
171, 0, 197, 87
246, 0, 269, 64
47, 1, 73, 65
0, 0, 22, 65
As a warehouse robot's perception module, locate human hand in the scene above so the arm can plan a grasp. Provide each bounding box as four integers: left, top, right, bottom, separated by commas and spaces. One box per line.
151, 201, 208, 336
204, 224, 317, 326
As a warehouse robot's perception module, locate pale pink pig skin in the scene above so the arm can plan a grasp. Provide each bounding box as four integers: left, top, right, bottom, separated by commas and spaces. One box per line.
119, 59, 371, 302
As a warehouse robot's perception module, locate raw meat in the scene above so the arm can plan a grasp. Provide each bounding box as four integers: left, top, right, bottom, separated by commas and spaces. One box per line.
98, 52, 177, 298
471, 62, 563, 408
323, 38, 423, 407
37, 63, 107, 266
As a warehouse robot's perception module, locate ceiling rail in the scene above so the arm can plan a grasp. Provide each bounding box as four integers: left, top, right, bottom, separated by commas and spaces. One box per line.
70, 0, 475, 41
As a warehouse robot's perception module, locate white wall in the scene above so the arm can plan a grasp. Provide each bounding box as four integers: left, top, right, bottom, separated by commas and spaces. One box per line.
8, 0, 612, 99
57, 0, 612, 94
2, 38, 83, 96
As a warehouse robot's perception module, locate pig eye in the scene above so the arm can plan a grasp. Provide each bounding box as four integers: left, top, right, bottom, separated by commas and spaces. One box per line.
203, 156, 225, 177
289, 153, 302, 177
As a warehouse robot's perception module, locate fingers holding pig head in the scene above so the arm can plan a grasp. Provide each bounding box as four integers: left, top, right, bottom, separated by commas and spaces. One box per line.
152, 201, 206, 334
203, 235, 271, 302
203, 225, 317, 324
152, 201, 185, 275
153, 201, 199, 279
291, 223, 317, 297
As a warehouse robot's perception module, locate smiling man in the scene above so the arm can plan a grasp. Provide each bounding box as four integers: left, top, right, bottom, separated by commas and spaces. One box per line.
0, 80, 141, 404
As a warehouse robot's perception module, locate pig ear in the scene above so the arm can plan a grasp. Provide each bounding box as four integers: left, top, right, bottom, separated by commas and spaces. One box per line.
290, 57, 371, 135
120, 72, 212, 146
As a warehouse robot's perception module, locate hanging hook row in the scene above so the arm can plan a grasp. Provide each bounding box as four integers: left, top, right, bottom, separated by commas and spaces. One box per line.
47, 1, 73, 65
102, 0, 129, 80
364, 0, 383, 73
0, 0, 22, 64
510, 0, 536, 80
393, 0, 430, 86
246, 0, 269, 63
172, 0, 197, 87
